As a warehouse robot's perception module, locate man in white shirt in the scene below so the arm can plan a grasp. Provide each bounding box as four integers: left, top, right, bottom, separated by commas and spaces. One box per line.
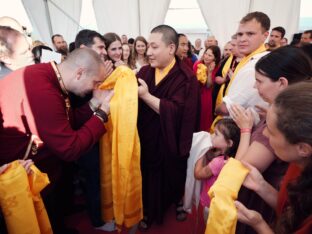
215, 12, 270, 122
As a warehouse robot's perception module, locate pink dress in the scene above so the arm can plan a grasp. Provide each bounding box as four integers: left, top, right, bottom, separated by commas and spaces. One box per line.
200, 156, 226, 207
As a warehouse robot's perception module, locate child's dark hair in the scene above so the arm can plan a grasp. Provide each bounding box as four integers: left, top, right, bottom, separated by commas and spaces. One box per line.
215, 118, 240, 157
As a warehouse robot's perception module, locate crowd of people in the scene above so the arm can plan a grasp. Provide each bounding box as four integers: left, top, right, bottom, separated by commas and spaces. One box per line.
0, 10, 311, 234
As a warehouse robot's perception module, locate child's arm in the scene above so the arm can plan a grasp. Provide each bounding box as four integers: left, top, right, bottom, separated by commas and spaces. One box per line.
230, 104, 254, 160
194, 156, 213, 180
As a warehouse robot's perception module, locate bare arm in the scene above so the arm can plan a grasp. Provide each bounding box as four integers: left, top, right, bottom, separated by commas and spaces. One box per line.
231, 104, 254, 160
242, 161, 278, 209
241, 141, 276, 173
194, 156, 213, 180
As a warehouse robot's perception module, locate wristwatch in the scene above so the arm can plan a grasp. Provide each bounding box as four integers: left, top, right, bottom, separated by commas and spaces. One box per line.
94, 108, 109, 123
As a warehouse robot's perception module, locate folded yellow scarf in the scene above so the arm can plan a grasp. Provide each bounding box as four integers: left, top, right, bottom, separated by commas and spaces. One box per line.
196, 63, 208, 85
99, 66, 142, 231
0, 161, 51, 234
206, 158, 249, 234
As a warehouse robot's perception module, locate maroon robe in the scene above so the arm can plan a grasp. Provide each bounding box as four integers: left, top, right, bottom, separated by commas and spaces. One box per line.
193, 60, 219, 132
0, 63, 106, 183
137, 58, 200, 224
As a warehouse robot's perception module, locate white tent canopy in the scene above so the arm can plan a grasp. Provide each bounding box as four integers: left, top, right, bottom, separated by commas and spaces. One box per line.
0, 0, 302, 48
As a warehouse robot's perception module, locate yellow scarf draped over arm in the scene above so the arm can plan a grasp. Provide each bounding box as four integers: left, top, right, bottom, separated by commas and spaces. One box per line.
205, 158, 249, 234
0, 161, 52, 234
99, 66, 142, 231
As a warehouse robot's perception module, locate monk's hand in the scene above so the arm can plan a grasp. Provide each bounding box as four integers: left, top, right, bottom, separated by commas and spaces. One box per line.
103, 60, 114, 79
138, 78, 149, 98
19, 159, 34, 175
0, 164, 9, 174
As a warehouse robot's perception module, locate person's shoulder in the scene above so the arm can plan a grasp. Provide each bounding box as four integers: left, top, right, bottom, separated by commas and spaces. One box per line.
251, 51, 270, 61
136, 64, 152, 78
177, 59, 196, 81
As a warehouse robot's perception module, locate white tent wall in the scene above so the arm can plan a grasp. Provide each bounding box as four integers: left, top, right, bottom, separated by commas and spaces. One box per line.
197, 0, 301, 49
93, 0, 140, 38
249, 0, 301, 42
93, 0, 170, 39
139, 0, 171, 38
21, 0, 53, 47
197, 0, 250, 49
3, 0, 303, 48
47, 0, 82, 44
22, 0, 82, 46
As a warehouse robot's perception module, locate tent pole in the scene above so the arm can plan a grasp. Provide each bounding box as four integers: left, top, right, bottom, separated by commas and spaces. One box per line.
44, 0, 54, 38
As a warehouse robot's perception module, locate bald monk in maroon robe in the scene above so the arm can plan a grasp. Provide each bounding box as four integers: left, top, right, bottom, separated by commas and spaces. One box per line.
137, 25, 200, 229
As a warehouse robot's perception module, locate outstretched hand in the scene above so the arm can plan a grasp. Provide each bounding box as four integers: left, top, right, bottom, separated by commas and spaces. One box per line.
235, 201, 263, 226
230, 104, 254, 129
241, 161, 265, 193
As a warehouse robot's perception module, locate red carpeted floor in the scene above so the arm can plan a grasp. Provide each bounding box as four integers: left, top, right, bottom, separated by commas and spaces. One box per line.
65, 205, 206, 234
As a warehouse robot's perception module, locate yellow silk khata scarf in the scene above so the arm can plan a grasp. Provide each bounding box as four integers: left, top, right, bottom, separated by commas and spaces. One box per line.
206, 158, 249, 234
99, 66, 142, 231
196, 63, 208, 85
212, 44, 267, 132
0, 160, 52, 234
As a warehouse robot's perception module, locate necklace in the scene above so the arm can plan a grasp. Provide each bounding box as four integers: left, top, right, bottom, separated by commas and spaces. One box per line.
50, 61, 71, 120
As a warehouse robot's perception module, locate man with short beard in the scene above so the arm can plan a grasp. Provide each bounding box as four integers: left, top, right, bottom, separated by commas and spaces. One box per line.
267, 26, 286, 50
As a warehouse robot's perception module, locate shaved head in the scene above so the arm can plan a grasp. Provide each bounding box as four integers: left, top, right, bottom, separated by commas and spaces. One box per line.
63, 48, 103, 76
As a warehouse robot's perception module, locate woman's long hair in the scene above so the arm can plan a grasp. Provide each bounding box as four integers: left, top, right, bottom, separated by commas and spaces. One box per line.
274, 82, 312, 233
131, 36, 148, 67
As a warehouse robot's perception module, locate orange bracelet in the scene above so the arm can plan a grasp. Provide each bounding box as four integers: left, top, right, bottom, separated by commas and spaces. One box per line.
240, 128, 251, 133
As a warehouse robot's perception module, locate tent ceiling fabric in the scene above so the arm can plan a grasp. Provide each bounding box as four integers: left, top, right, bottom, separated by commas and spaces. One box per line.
249, 0, 300, 41
138, 0, 171, 38
20, 0, 300, 47
21, 0, 53, 47
47, 0, 82, 43
197, 0, 250, 48
93, 0, 170, 38
22, 0, 81, 46
93, 0, 140, 37
197, 0, 300, 48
